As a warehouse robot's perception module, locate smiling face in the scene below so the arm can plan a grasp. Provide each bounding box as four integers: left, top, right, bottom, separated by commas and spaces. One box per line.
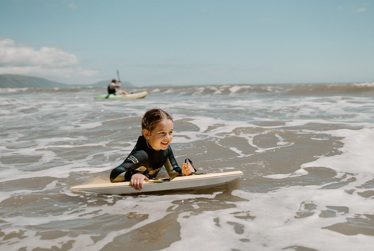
142, 119, 173, 151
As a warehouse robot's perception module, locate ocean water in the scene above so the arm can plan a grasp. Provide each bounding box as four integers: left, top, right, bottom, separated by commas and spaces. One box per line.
1, 82, 374, 250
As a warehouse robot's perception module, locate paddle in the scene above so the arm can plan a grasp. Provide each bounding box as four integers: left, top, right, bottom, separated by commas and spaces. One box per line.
116, 69, 121, 82
116, 69, 127, 95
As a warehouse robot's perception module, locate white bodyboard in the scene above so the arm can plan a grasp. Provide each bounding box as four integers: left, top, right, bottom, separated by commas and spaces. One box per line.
70, 171, 243, 195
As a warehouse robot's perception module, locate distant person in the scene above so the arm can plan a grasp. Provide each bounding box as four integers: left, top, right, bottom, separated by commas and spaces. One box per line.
107, 79, 127, 95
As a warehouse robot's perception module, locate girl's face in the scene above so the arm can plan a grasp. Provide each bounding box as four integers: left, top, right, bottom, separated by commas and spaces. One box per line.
143, 119, 173, 151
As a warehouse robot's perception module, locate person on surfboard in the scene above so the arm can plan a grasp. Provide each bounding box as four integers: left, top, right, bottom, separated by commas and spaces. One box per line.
110, 109, 195, 191
107, 79, 127, 95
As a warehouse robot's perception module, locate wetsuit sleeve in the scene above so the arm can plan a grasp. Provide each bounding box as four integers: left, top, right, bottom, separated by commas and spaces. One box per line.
164, 148, 182, 178
109, 150, 148, 182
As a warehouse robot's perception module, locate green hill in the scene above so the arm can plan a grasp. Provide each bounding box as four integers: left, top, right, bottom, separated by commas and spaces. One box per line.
0, 74, 70, 88
0, 74, 134, 88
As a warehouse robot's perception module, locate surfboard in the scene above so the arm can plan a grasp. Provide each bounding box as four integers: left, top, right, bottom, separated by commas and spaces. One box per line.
94, 91, 148, 100
70, 171, 243, 195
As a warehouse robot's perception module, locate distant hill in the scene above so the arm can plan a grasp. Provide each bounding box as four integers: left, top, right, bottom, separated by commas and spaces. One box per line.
0, 74, 71, 88
0, 74, 133, 88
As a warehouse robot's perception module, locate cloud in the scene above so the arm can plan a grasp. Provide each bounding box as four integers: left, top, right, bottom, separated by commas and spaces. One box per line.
0, 38, 79, 67
0, 38, 97, 84
68, 3, 78, 10
355, 8, 366, 13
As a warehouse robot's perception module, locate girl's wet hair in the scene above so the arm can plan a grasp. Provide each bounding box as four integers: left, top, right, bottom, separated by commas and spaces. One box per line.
142, 109, 173, 132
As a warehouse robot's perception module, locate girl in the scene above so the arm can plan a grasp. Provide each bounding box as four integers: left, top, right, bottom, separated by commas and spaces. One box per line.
110, 108, 195, 191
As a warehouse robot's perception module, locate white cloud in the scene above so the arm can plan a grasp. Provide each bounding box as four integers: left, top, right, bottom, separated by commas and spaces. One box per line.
0, 38, 79, 67
355, 8, 366, 13
68, 3, 78, 10
0, 38, 97, 84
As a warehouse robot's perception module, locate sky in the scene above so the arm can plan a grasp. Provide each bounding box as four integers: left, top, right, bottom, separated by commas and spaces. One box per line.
0, 0, 373, 86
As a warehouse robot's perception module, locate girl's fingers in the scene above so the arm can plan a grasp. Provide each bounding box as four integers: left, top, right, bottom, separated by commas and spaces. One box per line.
186, 163, 193, 172
131, 175, 148, 190
182, 163, 194, 175
131, 178, 140, 190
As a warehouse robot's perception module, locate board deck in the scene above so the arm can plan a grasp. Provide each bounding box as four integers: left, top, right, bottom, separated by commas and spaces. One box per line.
70, 171, 243, 195
94, 91, 148, 100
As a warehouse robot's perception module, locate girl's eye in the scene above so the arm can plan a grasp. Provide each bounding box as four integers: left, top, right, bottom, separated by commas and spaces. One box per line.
159, 131, 173, 136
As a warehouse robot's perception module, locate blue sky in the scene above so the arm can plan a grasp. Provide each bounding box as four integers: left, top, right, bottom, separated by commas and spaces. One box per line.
0, 0, 373, 86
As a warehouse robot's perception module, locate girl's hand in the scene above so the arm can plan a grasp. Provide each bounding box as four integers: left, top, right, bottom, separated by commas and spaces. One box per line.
182, 162, 194, 176
130, 173, 149, 191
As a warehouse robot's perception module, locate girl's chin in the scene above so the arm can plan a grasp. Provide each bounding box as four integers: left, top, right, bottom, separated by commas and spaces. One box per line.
150, 144, 169, 151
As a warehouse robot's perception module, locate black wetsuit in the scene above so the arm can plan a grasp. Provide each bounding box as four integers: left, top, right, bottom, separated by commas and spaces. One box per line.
110, 136, 182, 182
107, 83, 117, 95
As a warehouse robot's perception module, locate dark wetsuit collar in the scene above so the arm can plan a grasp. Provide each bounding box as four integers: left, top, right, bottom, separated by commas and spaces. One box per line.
138, 135, 162, 151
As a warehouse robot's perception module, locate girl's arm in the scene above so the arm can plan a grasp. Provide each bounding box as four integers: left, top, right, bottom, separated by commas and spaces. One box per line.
164, 147, 182, 177
109, 151, 148, 182
164, 158, 181, 178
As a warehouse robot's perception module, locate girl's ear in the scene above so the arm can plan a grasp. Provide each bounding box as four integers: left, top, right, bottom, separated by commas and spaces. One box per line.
142, 129, 150, 139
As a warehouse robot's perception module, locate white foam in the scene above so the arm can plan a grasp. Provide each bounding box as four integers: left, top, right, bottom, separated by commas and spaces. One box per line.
353, 82, 374, 87
229, 86, 243, 93
265, 127, 374, 182
59, 121, 103, 130
265, 169, 308, 179
85, 192, 221, 250
302, 128, 374, 174
165, 187, 374, 250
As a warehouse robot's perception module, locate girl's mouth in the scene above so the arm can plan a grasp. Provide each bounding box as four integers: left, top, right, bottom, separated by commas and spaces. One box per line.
161, 142, 169, 146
